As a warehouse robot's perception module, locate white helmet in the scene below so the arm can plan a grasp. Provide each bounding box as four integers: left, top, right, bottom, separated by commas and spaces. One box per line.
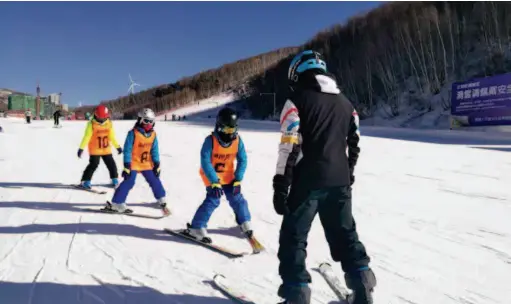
138, 108, 155, 121
137, 108, 156, 131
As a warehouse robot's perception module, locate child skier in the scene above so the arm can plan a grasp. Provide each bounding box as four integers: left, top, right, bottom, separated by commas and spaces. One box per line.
103, 108, 169, 215
53, 109, 62, 127
25, 109, 32, 124
183, 107, 254, 244
77, 104, 122, 189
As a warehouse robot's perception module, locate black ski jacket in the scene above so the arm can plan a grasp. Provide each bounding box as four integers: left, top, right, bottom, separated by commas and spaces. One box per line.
275, 72, 361, 189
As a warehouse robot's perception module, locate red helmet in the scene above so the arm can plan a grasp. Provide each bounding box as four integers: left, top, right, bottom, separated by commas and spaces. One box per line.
94, 105, 110, 120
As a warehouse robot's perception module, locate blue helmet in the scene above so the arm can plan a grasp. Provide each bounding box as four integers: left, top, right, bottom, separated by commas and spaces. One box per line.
288, 50, 327, 82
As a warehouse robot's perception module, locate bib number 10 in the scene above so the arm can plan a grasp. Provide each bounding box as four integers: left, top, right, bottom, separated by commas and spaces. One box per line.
97, 136, 109, 149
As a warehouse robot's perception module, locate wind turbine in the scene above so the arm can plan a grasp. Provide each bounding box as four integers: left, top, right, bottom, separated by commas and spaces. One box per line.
127, 73, 140, 95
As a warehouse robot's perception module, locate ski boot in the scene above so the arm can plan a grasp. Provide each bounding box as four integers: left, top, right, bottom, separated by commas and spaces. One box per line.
239, 221, 264, 253
80, 180, 92, 190
156, 197, 171, 216
277, 283, 311, 304
183, 223, 212, 244
101, 201, 133, 214
111, 178, 119, 189
344, 267, 376, 304
239, 221, 253, 238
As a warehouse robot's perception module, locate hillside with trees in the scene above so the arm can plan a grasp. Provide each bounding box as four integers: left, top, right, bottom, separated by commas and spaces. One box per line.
74, 47, 298, 118
75, 2, 511, 121
249, 1, 511, 120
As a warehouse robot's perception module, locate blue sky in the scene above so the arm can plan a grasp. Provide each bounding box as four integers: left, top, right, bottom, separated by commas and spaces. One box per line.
0, 1, 381, 106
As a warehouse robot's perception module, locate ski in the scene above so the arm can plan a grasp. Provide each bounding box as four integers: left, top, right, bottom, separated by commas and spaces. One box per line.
245, 235, 265, 254
163, 228, 248, 258
212, 274, 256, 304
81, 208, 167, 219
160, 205, 171, 216
317, 262, 352, 304
71, 184, 107, 194
161, 207, 171, 216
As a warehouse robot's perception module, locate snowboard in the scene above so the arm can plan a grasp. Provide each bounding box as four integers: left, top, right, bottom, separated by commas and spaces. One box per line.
163, 228, 248, 258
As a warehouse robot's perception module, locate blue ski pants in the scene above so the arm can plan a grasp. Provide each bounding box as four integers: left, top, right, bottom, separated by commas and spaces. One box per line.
190, 184, 251, 228
111, 170, 166, 204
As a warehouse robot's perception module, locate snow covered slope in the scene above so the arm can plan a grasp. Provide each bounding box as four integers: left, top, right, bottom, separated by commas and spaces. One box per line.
0, 118, 510, 304
156, 92, 236, 120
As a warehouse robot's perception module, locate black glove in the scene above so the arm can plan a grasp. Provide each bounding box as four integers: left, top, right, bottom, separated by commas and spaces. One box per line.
208, 183, 224, 198
349, 166, 355, 186
117, 147, 123, 155
232, 180, 241, 195
77, 149, 83, 158
153, 162, 161, 177
273, 174, 290, 215
122, 163, 131, 179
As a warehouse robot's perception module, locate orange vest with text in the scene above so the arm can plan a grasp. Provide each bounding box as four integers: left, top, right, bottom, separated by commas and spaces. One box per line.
131, 129, 156, 171
200, 134, 239, 186
88, 120, 113, 156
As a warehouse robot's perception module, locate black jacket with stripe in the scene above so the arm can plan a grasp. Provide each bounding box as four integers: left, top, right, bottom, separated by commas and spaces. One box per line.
275, 72, 361, 190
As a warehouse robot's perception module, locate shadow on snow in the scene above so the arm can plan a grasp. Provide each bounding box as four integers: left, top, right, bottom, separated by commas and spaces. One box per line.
0, 221, 187, 244
0, 201, 245, 247
169, 119, 511, 146
470, 146, 511, 152
0, 201, 157, 214
360, 126, 511, 146
0, 182, 115, 190
207, 226, 246, 240
0, 281, 232, 304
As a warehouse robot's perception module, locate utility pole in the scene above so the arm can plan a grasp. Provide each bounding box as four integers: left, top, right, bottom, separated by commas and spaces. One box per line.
260, 92, 276, 119
36, 82, 41, 120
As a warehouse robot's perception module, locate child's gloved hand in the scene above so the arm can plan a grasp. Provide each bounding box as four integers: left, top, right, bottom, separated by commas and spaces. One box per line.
122, 163, 131, 179
153, 162, 161, 177
208, 183, 224, 198
232, 180, 241, 195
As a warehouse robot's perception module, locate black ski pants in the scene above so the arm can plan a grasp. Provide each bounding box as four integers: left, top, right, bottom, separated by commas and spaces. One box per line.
278, 185, 370, 286
81, 154, 118, 181
54, 115, 59, 126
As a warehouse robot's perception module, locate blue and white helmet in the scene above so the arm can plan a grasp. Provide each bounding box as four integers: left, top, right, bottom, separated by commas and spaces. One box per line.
288, 50, 327, 82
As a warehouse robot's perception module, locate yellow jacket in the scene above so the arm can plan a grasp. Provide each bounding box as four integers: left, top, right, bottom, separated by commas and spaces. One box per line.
79, 119, 121, 153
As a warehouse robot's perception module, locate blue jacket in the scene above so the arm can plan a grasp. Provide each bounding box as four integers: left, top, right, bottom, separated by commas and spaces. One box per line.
123, 126, 160, 166
200, 132, 247, 184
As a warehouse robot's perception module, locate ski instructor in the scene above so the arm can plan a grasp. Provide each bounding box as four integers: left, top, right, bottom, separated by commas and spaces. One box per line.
272, 50, 376, 304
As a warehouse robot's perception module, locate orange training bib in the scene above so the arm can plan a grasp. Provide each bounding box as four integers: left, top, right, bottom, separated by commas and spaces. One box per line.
131, 129, 156, 171
200, 135, 239, 186
88, 120, 112, 155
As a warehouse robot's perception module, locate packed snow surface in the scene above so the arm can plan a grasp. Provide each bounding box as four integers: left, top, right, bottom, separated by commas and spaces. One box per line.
155, 92, 236, 120
0, 117, 510, 304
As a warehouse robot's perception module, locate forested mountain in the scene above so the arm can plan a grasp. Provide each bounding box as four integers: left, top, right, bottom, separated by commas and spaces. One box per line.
75, 2, 511, 120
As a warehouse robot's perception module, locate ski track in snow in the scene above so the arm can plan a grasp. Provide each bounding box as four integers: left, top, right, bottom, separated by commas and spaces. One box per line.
0, 118, 511, 304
